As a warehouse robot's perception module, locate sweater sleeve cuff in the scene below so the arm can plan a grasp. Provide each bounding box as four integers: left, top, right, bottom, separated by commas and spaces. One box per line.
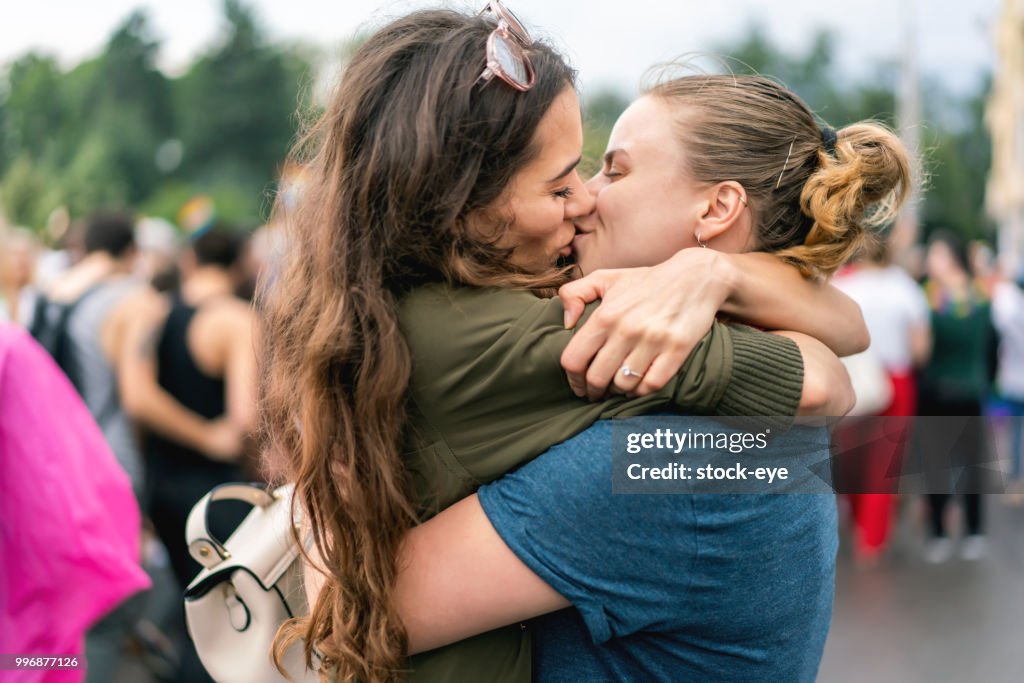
715, 324, 804, 420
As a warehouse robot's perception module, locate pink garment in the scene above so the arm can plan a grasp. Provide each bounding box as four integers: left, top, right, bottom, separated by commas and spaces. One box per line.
0, 323, 150, 683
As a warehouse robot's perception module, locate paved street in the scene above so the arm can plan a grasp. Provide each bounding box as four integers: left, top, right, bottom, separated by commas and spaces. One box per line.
820, 495, 1024, 682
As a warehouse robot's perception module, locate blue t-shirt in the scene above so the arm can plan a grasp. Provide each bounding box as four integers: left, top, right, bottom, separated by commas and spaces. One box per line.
477, 418, 838, 683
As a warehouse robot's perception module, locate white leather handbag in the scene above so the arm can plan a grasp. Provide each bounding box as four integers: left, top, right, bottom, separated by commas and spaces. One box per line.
184, 483, 319, 683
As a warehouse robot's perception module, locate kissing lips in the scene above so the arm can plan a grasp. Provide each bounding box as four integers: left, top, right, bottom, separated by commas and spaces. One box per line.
572, 227, 589, 249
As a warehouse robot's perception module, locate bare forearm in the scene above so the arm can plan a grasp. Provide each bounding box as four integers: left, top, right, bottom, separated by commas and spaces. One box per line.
128, 384, 213, 451
910, 325, 931, 367
226, 340, 258, 434
398, 495, 566, 653
772, 331, 855, 416
721, 252, 869, 357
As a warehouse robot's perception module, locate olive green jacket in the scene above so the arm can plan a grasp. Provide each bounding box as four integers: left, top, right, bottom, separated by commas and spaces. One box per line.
392, 283, 804, 683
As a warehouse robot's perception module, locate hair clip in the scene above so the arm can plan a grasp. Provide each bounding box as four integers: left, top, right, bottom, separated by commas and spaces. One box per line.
775, 138, 796, 190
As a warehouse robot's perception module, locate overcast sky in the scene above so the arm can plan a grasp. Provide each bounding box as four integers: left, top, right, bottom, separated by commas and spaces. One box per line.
0, 0, 1001, 98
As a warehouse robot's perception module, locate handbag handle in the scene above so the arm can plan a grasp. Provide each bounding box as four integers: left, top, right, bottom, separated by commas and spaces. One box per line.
186, 483, 279, 569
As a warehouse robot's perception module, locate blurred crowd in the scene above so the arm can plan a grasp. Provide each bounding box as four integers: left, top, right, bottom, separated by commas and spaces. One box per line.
3, 210, 1024, 681
1, 210, 279, 683
833, 230, 1024, 568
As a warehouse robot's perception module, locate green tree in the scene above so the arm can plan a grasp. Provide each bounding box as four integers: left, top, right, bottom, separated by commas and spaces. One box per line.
0, 83, 9, 173
920, 78, 992, 240
581, 89, 629, 174
174, 0, 308, 211
90, 10, 172, 133
0, 154, 64, 229
2, 54, 67, 166
68, 10, 172, 204
716, 24, 989, 242
0, 11, 174, 225
61, 133, 130, 216
716, 25, 898, 127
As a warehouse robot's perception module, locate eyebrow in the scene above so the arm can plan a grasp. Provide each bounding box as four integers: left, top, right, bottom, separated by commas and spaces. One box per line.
546, 155, 582, 183
603, 148, 627, 167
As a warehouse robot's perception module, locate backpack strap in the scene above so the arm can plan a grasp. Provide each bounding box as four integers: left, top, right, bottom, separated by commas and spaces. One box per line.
186, 483, 279, 569
27, 294, 50, 340
33, 282, 111, 394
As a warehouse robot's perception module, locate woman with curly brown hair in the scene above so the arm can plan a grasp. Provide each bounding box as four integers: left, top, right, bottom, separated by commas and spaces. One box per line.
259, 4, 905, 682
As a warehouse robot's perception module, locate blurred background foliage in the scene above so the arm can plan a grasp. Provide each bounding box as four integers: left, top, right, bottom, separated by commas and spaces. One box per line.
0, 0, 308, 234
0, 3, 992, 242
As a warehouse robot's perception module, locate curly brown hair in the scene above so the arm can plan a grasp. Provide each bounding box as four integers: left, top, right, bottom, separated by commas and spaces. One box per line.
259, 9, 575, 682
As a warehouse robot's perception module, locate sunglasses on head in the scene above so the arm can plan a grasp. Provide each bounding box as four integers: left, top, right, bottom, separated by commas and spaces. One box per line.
477, 0, 536, 92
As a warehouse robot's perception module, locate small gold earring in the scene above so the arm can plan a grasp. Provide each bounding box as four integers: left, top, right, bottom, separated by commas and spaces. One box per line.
696, 230, 707, 248
739, 196, 748, 207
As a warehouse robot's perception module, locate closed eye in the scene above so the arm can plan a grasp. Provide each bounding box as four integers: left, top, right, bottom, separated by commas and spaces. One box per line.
602, 149, 627, 180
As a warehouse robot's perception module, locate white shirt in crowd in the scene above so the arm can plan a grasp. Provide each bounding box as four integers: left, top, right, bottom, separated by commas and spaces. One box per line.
834, 264, 930, 375
0, 288, 39, 329
992, 280, 1024, 400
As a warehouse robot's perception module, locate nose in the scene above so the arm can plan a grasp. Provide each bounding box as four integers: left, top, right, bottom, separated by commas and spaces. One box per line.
584, 170, 607, 196
564, 171, 595, 220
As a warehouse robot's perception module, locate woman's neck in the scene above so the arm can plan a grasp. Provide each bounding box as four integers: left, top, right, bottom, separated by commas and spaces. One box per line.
182, 266, 235, 305
1, 284, 20, 321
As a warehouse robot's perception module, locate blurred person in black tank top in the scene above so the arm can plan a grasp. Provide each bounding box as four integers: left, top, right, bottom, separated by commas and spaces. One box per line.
123, 224, 258, 590
119, 224, 257, 683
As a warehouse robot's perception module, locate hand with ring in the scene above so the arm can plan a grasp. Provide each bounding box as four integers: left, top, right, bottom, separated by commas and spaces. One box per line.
559, 247, 733, 400
619, 365, 642, 379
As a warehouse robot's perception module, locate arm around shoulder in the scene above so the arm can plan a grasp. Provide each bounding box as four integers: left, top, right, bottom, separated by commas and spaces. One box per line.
721, 251, 870, 356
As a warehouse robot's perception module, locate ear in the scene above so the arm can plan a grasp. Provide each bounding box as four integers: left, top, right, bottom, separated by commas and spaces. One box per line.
695, 181, 749, 244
